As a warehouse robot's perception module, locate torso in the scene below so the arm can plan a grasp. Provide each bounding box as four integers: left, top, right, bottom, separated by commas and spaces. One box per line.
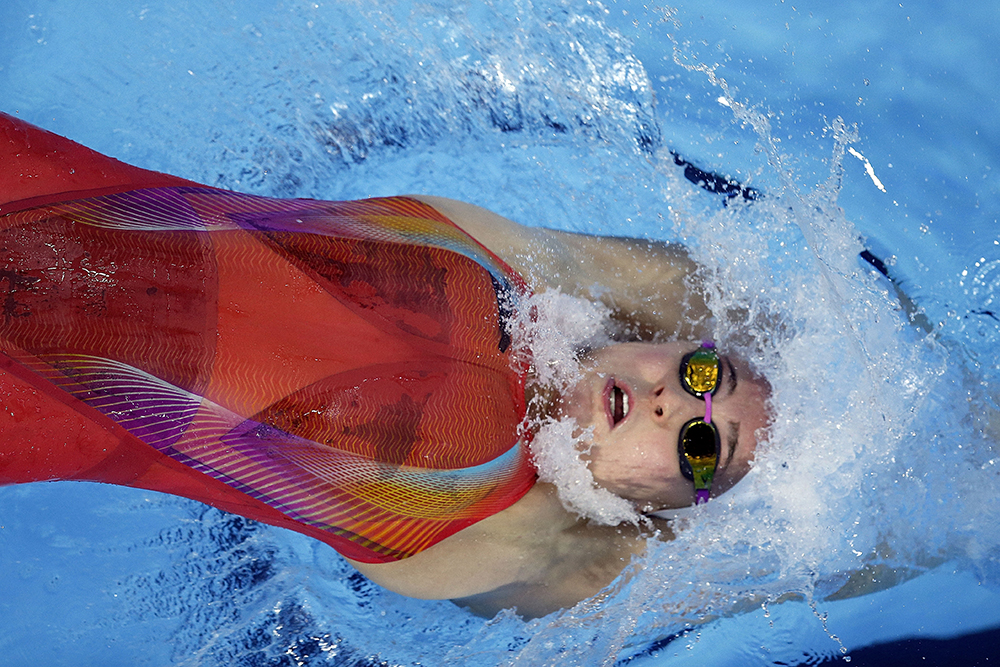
1, 188, 536, 564
0, 112, 693, 618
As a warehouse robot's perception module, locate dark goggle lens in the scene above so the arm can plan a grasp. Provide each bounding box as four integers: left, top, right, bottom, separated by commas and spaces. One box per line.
681, 347, 721, 398
678, 418, 720, 492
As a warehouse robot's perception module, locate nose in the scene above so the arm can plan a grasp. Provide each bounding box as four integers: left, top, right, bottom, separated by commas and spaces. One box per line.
649, 381, 707, 426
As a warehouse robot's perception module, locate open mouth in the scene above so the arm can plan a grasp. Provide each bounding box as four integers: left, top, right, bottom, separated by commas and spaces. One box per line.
609, 381, 630, 427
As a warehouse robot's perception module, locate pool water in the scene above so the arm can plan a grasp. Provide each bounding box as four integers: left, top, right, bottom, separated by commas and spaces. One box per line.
1, 1, 998, 665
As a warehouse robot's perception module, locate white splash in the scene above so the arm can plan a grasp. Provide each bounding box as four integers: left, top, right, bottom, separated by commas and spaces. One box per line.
512, 289, 643, 525
530, 418, 641, 525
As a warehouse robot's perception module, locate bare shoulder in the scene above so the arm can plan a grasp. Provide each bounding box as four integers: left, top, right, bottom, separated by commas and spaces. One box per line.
346, 484, 652, 619
410, 195, 709, 338
409, 195, 569, 286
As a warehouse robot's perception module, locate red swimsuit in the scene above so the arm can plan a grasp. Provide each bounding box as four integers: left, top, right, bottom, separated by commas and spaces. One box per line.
0, 113, 536, 563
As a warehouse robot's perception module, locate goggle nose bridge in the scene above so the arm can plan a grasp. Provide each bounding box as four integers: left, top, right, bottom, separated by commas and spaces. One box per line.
677, 341, 722, 505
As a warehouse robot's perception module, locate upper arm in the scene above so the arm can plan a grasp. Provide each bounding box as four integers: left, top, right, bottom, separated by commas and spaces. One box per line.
343, 521, 547, 602
348, 519, 647, 619
343, 483, 651, 617
410, 195, 709, 339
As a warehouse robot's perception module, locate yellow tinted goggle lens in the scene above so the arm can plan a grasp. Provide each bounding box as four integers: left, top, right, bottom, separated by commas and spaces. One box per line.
682, 347, 720, 397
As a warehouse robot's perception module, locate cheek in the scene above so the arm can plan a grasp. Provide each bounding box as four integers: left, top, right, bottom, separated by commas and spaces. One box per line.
589, 430, 678, 481
588, 437, 697, 508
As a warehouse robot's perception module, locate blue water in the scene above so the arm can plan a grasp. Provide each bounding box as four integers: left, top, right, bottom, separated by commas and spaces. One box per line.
2, 1, 999, 665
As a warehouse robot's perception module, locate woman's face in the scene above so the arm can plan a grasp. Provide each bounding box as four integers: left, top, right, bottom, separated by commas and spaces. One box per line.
561, 342, 771, 511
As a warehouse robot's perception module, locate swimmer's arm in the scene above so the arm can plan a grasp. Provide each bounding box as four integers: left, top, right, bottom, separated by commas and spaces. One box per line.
412, 196, 710, 339
345, 484, 648, 619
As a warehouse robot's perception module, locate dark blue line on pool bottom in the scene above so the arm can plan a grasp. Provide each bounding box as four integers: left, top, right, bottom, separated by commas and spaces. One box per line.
816, 625, 1000, 666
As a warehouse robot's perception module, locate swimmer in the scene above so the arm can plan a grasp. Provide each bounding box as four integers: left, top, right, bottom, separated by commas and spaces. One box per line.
0, 113, 771, 619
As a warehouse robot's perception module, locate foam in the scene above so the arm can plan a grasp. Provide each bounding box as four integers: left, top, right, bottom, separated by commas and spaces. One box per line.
511, 289, 643, 524
530, 417, 641, 525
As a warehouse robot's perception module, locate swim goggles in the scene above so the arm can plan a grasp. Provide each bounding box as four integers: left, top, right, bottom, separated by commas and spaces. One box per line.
677, 340, 722, 505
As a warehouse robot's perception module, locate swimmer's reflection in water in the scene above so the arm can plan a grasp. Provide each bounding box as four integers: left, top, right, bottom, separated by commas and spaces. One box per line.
0, 113, 772, 619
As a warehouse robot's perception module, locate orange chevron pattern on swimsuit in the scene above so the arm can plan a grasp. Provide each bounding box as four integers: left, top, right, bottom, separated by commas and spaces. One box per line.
0, 189, 535, 562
